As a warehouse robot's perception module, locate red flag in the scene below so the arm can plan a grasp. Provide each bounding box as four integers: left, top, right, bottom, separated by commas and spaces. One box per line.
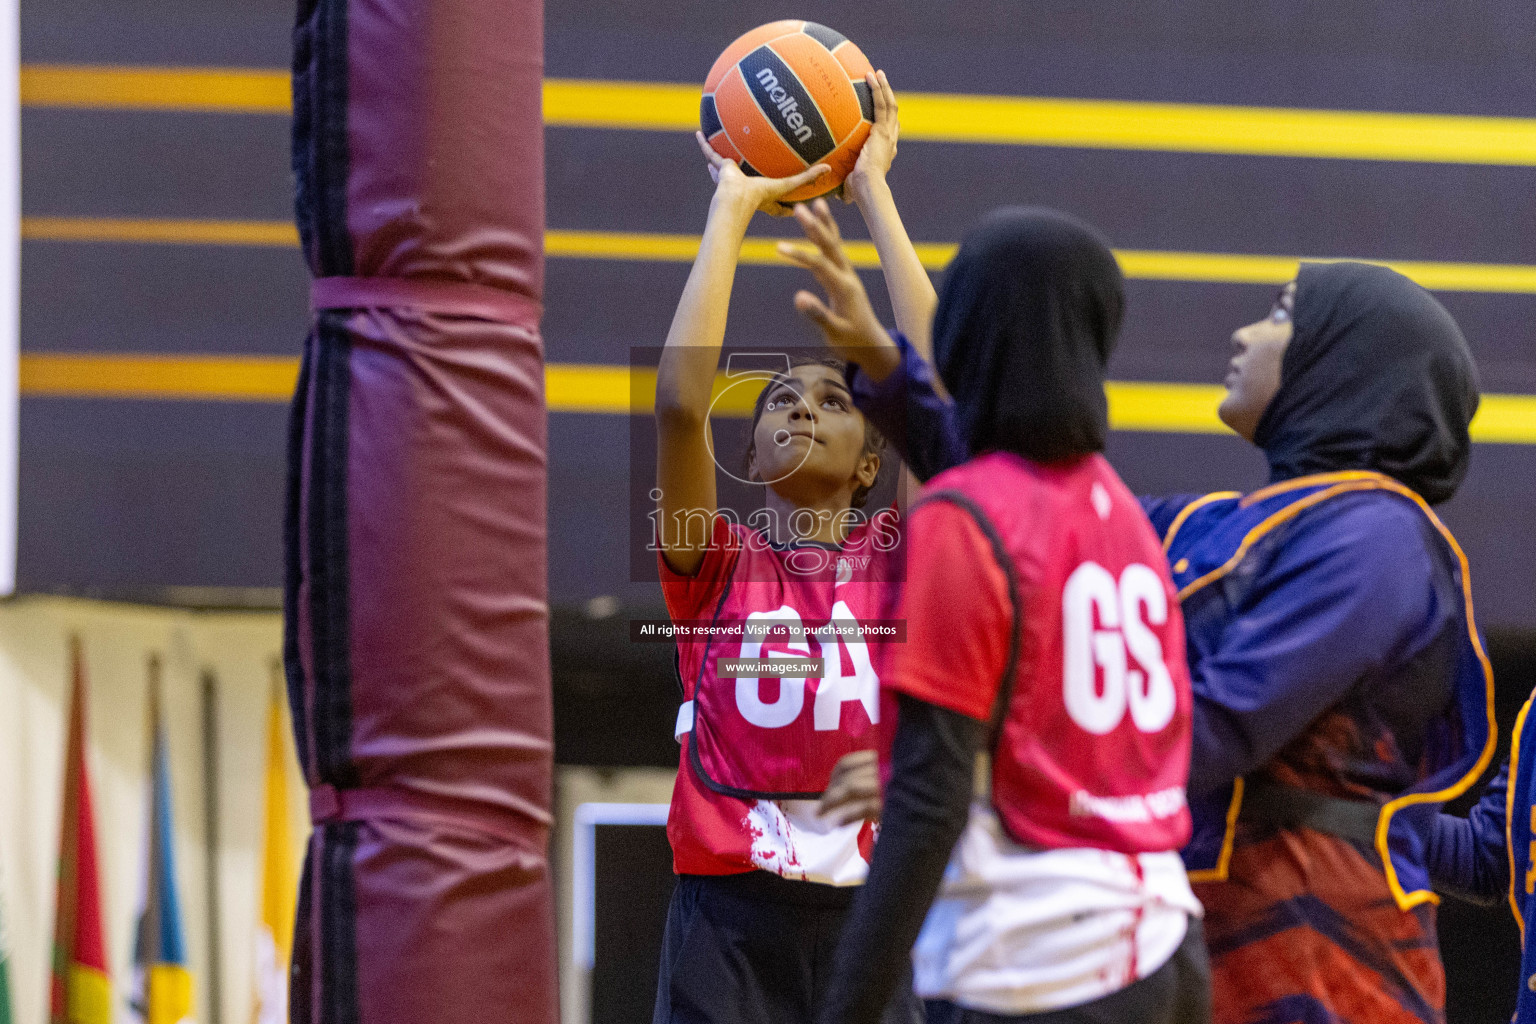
50, 637, 112, 1024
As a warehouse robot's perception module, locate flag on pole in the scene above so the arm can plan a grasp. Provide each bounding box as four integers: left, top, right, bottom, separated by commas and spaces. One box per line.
253, 672, 298, 1024
131, 656, 196, 1024
50, 637, 112, 1024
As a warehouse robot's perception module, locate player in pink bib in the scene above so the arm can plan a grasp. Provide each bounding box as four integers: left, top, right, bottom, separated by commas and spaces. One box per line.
781, 204, 1209, 1024
651, 74, 929, 1024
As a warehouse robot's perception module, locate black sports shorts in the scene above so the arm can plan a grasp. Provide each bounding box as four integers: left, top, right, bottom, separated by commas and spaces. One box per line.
653, 870, 925, 1024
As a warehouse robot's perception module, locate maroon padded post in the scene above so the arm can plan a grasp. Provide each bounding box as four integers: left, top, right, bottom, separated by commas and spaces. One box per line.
286, 0, 555, 1017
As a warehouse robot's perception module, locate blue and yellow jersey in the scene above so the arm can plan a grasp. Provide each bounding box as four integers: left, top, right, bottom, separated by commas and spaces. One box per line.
1151, 471, 1496, 1023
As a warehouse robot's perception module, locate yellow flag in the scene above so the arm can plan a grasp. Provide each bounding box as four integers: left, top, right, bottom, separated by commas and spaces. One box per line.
146, 964, 192, 1024
253, 679, 299, 1024
67, 965, 112, 1024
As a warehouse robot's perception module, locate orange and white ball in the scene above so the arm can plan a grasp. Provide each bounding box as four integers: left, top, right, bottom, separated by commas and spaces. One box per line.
700, 20, 876, 202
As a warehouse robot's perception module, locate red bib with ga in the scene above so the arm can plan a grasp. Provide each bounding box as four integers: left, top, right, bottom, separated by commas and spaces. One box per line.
667, 510, 903, 799
922, 453, 1193, 853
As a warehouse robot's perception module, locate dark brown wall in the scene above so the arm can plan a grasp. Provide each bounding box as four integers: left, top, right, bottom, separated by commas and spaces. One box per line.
17, 1, 1536, 631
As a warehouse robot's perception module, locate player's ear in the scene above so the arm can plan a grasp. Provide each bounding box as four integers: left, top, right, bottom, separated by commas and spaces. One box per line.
855, 450, 880, 491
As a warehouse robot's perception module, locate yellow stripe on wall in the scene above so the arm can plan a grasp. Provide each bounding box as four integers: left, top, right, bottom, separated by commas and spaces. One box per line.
895, 93, 1536, 165
1114, 250, 1536, 292
545, 229, 1536, 293
1106, 381, 1225, 435
20, 65, 1536, 166
20, 354, 302, 400
21, 65, 290, 114
17, 355, 1536, 444
23, 216, 299, 247
544, 362, 635, 415
545, 79, 1536, 167
23, 217, 1536, 296
1469, 394, 1536, 445
542, 79, 695, 132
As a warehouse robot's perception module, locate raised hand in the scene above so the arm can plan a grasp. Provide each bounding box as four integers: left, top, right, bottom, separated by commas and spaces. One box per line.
778, 199, 895, 372
843, 70, 900, 200
696, 131, 830, 218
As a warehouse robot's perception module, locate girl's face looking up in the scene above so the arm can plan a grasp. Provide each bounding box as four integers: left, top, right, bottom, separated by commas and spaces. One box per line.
749, 363, 880, 508
1219, 281, 1295, 442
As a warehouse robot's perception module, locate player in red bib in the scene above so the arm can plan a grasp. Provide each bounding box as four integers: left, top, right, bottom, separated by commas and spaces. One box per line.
781, 204, 1209, 1024
651, 74, 930, 1024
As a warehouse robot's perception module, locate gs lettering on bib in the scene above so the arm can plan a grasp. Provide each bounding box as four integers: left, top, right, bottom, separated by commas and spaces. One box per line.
661, 510, 904, 799
915, 453, 1194, 854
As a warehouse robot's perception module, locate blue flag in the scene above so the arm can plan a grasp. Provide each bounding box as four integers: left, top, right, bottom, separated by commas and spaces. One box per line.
132, 669, 194, 1024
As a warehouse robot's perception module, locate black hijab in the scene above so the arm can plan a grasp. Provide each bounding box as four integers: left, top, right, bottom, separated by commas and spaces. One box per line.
932, 207, 1124, 463
1255, 261, 1479, 505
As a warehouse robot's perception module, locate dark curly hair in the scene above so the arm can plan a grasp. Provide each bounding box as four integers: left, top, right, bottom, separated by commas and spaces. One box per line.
742, 355, 886, 508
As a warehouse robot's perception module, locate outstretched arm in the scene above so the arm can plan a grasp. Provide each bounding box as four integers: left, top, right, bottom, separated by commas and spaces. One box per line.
781, 202, 963, 484
1428, 762, 1511, 906
778, 73, 936, 386
654, 136, 830, 576
844, 71, 939, 371
779, 71, 944, 501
